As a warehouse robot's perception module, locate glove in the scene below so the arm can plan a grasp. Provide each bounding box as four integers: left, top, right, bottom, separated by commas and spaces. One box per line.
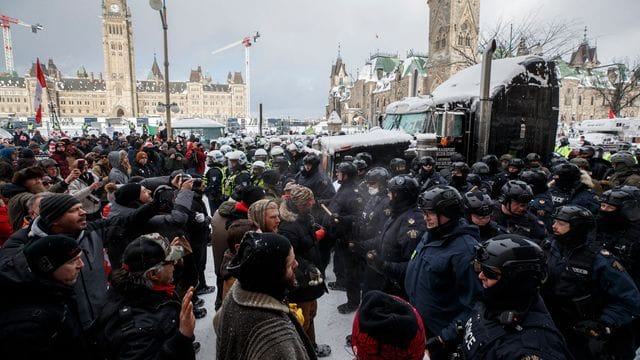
331, 213, 342, 223
314, 228, 326, 241
573, 320, 611, 340
366, 250, 385, 273
308, 266, 324, 286
195, 212, 206, 223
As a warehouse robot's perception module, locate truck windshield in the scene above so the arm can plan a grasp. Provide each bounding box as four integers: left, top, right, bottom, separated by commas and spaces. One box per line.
383, 112, 428, 135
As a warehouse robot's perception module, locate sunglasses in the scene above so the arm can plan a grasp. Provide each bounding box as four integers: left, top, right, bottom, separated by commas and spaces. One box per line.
473, 259, 501, 280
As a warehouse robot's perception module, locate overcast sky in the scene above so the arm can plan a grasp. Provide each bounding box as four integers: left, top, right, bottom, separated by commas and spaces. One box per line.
3, 0, 640, 118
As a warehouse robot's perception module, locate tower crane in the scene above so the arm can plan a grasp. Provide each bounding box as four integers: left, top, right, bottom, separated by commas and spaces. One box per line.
211, 31, 260, 121
0, 14, 44, 74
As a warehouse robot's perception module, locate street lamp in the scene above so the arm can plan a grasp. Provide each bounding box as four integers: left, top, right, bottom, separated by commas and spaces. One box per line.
149, 0, 175, 141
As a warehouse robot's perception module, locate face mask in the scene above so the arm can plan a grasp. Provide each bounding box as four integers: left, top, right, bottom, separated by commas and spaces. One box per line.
368, 187, 379, 196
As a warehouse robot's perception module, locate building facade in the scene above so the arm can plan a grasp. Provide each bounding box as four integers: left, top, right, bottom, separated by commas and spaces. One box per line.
326, 0, 480, 125
0, 0, 246, 124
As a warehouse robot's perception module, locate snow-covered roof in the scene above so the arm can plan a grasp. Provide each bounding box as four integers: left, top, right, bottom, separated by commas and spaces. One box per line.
431, 55, 545, 105
319, 129, 412, 155
385, 96, 434, 114
171, 118, 225, 128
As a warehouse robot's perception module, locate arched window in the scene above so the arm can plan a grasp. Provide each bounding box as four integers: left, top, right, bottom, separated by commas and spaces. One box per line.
115, 84, 122, 96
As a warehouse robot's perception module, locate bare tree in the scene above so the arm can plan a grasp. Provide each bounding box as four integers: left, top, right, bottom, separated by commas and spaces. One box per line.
592, 59, 640, 117
451, 12, 582, 67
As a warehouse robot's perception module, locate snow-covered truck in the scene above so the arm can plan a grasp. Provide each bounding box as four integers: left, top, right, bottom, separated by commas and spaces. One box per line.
383, 54, 560, 168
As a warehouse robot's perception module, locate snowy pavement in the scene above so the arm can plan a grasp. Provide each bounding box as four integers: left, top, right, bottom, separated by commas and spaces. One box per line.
194, 248, 355, 360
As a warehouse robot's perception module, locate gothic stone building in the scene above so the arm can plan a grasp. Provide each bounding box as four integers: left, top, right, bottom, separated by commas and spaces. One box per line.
0, 0, 246, 122
327, 0, 480, 125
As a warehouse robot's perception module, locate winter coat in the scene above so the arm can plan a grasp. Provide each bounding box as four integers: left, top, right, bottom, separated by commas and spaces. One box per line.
0, 205, 11, 247
0, 201, 160, 329
68, 172, 101, 216
294, 167, 335, 201
214, 282, 317, 360
278, 201, 327, 303
0, 255, 88, 359
94, 289, 195, 360
211, 200, 242, 278
405, 219, 482, 342
107, 151, 129, 184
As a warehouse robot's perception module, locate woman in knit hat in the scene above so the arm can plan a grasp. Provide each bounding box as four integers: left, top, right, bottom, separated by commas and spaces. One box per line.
278, 184, 331, 357
132, 151, 152, 178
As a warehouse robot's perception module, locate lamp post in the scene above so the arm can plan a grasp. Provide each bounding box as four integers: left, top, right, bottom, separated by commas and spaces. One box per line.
149, 0, 178, 141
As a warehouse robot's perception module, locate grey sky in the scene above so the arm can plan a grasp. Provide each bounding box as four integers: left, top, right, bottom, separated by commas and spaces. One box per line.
3, 0, 639, 118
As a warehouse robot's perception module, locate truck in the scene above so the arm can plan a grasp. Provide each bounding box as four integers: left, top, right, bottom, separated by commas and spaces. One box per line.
383, 53, 560, 168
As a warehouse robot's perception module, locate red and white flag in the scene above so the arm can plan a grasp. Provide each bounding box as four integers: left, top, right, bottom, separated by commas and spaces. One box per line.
608, 108, 615, 119
34, 58, 46, 125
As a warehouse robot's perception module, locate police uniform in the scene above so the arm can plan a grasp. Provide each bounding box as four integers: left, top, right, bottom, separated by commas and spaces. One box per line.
204, 165, 226, 213
221, 166, 250, 198
463, 296, 572, 360
492, 209, 547, 245
362, 206, 425, 297
549, 185, 600, 216
543, 240, 640, 359
529, 192, 554, 233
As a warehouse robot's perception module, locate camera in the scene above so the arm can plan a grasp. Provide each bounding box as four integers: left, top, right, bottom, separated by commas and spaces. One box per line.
77, 159, 86, 171
192, 178, 203, 189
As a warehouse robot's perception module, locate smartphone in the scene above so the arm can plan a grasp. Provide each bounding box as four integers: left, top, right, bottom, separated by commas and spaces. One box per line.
77, 159, 86, 171
192, 178, 203, 188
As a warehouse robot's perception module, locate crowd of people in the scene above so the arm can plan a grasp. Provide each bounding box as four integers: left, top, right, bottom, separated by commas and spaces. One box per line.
0, 128, 639, 359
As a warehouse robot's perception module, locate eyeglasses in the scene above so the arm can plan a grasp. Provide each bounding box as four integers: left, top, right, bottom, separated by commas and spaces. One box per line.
473, 259, 501, 280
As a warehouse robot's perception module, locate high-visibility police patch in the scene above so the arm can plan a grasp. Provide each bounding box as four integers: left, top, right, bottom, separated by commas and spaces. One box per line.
569, 267, 589, 275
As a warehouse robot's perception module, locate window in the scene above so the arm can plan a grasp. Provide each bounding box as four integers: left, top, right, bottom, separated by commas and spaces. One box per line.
590, 96, 594, 105
578, 96, 582, 105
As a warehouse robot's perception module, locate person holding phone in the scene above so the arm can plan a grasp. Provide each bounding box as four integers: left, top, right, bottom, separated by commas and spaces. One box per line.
67, 158, 104, 221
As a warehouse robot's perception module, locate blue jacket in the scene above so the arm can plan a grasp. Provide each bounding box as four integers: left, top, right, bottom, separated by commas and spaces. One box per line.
405, 219, 482, 342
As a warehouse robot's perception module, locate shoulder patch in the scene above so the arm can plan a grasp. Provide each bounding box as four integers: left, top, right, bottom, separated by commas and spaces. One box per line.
384, 208, 391, 216
612, 260, 626, 272
520, 356, 542, 360
600, 249, 611, 257
408, 218, 415, 225
538, 199, 545, 205
407, 229, 419, 239
536, 210, 546, 217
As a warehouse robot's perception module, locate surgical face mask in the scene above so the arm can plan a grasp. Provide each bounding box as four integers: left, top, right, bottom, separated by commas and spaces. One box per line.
368, 186, 379, 196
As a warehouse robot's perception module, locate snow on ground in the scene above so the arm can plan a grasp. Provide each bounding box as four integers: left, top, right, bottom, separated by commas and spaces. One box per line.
195, 249, 355, 360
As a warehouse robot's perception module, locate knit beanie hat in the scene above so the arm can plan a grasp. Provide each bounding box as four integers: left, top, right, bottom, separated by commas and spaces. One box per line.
233, 185, 265, 206
352, 290, 426, 360
248, 199, 280, 231
227, 232, 292, 299
12, 166, 45, 187
23, 235, 81, 275
288, 184, 315, 210
39, 194, 81, 231
121, 233, 185, 273
115, 183, 142, 207
20, 148, 35, 159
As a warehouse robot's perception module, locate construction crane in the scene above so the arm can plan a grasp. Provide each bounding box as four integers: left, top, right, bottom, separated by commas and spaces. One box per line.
0, 14, 44, 74
211, 31, 260, 121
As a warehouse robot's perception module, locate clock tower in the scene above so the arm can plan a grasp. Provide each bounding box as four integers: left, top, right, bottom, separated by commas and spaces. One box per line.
426, 0, 480, 93
102, 0, 137, 117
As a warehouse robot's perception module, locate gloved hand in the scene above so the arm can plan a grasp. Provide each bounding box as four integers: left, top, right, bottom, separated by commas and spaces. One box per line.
315, 228, 326, 241
366, 250, 385, 273
194, 212, 206, 223
308, 266, 324, 286
573, 320, 611, 340
331, 213, 343, 223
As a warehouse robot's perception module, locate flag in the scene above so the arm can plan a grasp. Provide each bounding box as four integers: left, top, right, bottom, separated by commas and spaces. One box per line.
608, 108, 615, 119
34, 58, 46, 125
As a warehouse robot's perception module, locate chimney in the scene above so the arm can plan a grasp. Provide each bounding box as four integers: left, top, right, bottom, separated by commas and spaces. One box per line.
90, 72, 94, 81
98, 72, 103, 81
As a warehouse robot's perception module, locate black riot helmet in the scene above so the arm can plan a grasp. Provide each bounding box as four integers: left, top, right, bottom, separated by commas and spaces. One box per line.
303, 153, 321, 167
471, 162, 490, 175
482, 154, 500, 173
549, 156, 568, 168
475, 234, 546, 284
524, 153, 541, 164
365, 167, 391, 186
355, 152, 373, 167
601, 186, 640, 222
353, 159, 368, 172
467, 174, 482, 187
552, 205, 596, 243
336, 161, 357, 177
451, 162, 470, 177
389, 158, 407, 175
463, 190, 494, 216
388, 175, 420, 210
508, 158, 525, 171
419, 156, 436, 167
519, 169, 548, 194
578, 146, 595, 158
552, 163, 581, 191
500, 180, 533, 204
610, 151, 636, 169
418, 185, 463, 220
450, 153, 466, 163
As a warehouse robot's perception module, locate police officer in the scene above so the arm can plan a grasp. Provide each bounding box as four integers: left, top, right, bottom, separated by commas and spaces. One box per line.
469, 162, 493, 194
357, 167, 392, 247
221, 150, 250, 198
542, 205, 640, 360
482, 154, 508, 198
448, 162, 473, 193
577, 145, 610, 181
389, 158, 407, 176
524, 152, 551, 176
519, 169, 554, 233
463, 190, 505, 241
555, 137, 572, 158
493, 180, 547, 244
203, 150, 226, 213
322, 162, 364, 314
405, 185, 482, 360
295, 153, 336, 220
597, 186, 640, 287
362, 174, 426, 298
416, 156, 445, 191
602, 152, 640, 189
506, 158, 525, 180
463, 234, 572, 360
549, 163, 600, 215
